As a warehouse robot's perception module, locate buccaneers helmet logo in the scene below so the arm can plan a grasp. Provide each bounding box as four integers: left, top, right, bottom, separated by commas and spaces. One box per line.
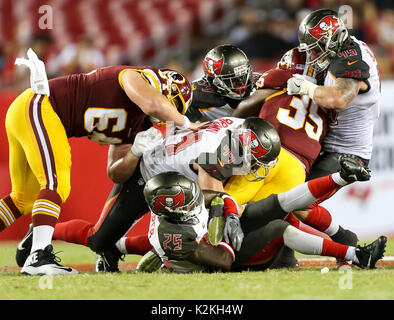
203, 57, 224, 76
239, 131, 270, 158
152, 190, 185, 211
309, 16, 341, 39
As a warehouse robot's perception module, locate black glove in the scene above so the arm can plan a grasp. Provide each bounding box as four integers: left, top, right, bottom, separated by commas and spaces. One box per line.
339, 154, 371, 183
224, 214, 244, 251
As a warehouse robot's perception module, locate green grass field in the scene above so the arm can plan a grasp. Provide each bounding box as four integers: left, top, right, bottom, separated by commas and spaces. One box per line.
0, 239, 393, 300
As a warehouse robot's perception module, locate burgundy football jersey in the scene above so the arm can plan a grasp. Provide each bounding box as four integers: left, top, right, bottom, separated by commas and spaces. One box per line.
257, 68, 328, 175
48, 65, 155, 144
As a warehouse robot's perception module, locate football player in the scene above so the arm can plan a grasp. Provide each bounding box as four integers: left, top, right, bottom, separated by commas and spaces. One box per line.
287, 9, 380, 179
185, 44, 261, 122
16, 116, 281, 272
5, 49, 194, 275
138, 158, 386, 274
194, 45, 361, 268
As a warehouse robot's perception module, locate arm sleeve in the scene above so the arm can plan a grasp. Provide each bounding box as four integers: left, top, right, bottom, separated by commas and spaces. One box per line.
328, 56, 370, 81
186, 79, 229, 122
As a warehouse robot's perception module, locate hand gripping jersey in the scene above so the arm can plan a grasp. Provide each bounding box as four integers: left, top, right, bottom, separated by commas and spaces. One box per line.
322, 36, 380, 159
48, 65, 164, 144
186, 73, 261, 122
140, 117, 245, 182
257, 68, 328, 175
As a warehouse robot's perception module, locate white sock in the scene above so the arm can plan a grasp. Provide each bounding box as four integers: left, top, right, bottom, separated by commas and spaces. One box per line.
30, 225, 55, 253
324, 222, 340, 237
283, 225, 324, 255
115, 237, 128, 254
345, 246, 358, 263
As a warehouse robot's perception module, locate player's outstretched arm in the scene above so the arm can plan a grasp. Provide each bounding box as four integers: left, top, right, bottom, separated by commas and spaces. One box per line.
120, 70, 197, 130
188, 241, 233, 271
287, 75, 368, 110
107, 144, 139, 184
232, 88, 277, 118
312, 77, 368, 110
107, 127, 163, 184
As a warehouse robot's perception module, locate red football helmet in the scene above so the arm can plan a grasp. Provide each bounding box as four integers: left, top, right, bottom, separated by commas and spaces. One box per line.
158, 69, 192, 115
277, 47, 306, 75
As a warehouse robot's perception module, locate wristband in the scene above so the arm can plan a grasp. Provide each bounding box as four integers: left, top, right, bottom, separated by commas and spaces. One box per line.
222, 194, 239, 218
177, 115, 191, 130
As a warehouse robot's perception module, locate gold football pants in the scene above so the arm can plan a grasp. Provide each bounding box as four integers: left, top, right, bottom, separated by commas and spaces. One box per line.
224, 147, 306, 205
5, 89, 71, 217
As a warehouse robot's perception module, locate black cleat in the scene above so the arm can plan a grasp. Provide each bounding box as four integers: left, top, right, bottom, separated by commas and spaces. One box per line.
354, 236, 387, 269
269, 246, 299, 269
16, 223, 33, 267
339, 154, 371, 183
95, 246, 124, 272
21, 244, 78, 275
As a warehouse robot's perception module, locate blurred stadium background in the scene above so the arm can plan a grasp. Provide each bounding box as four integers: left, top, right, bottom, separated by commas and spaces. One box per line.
0, 0, 393, 242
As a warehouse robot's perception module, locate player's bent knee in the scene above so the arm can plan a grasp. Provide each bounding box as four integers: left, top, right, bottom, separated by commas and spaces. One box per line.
10, 192, 31, 216
266, 219, 290, 238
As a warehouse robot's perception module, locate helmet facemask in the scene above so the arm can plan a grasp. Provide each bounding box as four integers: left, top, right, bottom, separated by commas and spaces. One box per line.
211, 64, 253, 100
237, 129, 279, 182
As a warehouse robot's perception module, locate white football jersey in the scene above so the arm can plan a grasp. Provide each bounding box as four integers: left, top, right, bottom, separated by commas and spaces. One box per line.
322, 36, 380, 159
140, 117, 245, 182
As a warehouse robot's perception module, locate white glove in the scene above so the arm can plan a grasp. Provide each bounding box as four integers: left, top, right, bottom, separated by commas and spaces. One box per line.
15, 48, 50, 96
131, 127, 163, 157
287, 74, 318, 99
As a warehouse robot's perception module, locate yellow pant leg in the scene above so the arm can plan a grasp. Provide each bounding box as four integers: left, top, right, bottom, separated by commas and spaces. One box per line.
5, 89, 71, 215
224, 147, 306, 205
250, 148, 306, 201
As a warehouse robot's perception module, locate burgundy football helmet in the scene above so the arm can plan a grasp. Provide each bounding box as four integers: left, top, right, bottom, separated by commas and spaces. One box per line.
158, 69, 193, 115
277, 47, 306, 75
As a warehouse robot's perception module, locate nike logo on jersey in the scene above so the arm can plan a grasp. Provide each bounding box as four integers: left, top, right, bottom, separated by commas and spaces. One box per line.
347, 60, 358, 65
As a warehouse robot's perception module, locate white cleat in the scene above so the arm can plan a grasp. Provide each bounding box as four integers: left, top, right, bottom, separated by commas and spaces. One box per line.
21, 244, 78, 275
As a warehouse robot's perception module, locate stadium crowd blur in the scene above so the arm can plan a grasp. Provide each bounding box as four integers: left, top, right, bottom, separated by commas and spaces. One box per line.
0, 0, 393, 91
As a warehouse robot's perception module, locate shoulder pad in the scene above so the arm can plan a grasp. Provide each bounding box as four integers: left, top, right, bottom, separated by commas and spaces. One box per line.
329, 41, 370, 80
256, 68, 292, 89
252, 72, 263, 82
190, 78, 229, 109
